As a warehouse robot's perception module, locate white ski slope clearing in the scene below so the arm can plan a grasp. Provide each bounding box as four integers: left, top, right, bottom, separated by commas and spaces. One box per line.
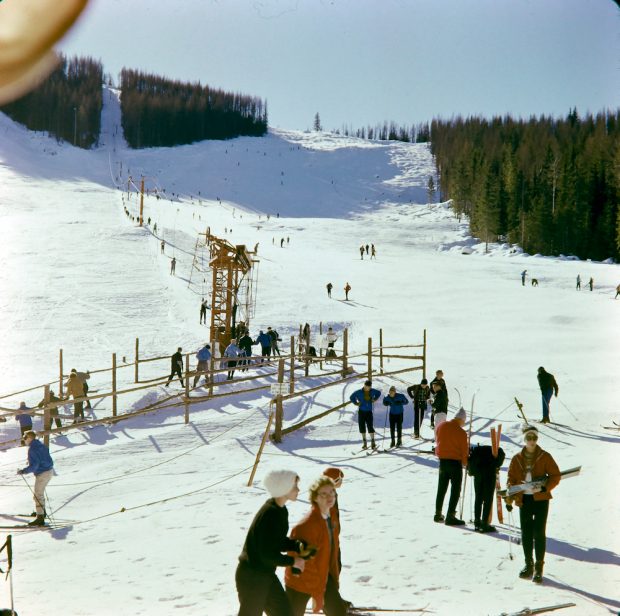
0, 89, 618, 616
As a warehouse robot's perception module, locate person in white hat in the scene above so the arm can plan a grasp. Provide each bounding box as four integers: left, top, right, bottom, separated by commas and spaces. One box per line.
507, 425, 560, 584
236, 470, 307, 615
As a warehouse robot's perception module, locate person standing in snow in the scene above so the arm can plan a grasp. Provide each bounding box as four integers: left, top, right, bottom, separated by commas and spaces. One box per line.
68, 368, 91, 409
238, 332, 254, 371
280, 238, 285, 248
468, 442, 505, 533
365, 244, 369, 255
430, 369, 448, 399
14, 402, 33, 445
199, 298, 209, 324
65, 372, 86, 422
193, 344, 211, 387
521, 270, 527, 286
344, 282, 351, 301
224, 339, 242, 380
37, 390, 63, 429
615, 283, 620, 299
326, 282, 333, 298
170, 256, 176, 275
236, 470, 307, 616
325, 327, 338, 358
165, 347, 184, 387
359, 245, 364, 260
434, 407, 468, 526
17, 430, 54, 526
506, 425, 561, 584
430, 380, 448, 428
407, 378, 431, 438
537, 366, 558, 424
267, 327, 281, 357
349, 380, 382, 450
370, 244, 376, 259
576, 274, 581, 290
588, 276, 594, 291
255, 330, 272, 363
383, 386, 408, 448
285, 476, 348, 616
160, 239, 165, 254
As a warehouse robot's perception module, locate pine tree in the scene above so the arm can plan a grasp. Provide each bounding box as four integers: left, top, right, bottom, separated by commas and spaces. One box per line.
313, 112, 322, 132
427, 176, 436, 203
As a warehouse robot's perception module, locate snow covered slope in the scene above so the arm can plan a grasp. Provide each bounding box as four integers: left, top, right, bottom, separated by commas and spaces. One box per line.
0, 88, 618, 615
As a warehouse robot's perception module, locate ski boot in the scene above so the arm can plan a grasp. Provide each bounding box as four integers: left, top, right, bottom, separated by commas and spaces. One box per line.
28, 514, 45, 527
519, 559, 534, 579
532, 561, 544, 584
371, 437, 377, 450
433, 512, 445, 523
390, 440, 395, 448
396, 439, 402, 447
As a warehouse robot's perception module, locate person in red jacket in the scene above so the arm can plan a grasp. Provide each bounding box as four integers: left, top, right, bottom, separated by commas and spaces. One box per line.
507, 425, 560, 584
434, 408, 468, 526
285, 476, 348, 616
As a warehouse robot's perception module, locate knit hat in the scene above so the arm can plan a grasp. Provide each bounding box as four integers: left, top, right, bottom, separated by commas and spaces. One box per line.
522, 424, 539, 438
263, 470, 298, 498
323, 467, 344, 482
455, 407, 467, 421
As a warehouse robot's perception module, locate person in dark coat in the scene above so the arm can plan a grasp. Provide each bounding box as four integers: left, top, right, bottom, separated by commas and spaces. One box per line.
326, 283, 333, 298
37, 390, 63, 428
238, 333, 254, 371
407, 378, 431, 438
199, 298, 209, 324
430, 381, 448, 428
267, 327, 281, 356
349, 380, 381, 450
236, 470, 306, 616
14, 402, 33, 445
344, 283, 351, 301
468, 443, 505, 532
430, 369, 448, 401
255, 330, 272, 362
536, 367, 558, 424
383, 386, 408, 447
165, 347, 184, 387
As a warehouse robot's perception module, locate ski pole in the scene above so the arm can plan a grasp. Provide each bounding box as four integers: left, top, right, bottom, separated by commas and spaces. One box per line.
507, 507, 514, 560
558, 398, 578, 421
21, 474, 51, 522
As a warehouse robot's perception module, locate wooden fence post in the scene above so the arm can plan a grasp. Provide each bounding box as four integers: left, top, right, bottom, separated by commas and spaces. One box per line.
247, 409, 275, 487
112, 353, 117, 417
379, 328, 384, 374
367, 337, 372, 381
134, 337, 139, 383
58, 349, 64, 397
289, 335, 295, 395
43, 384, 50, 447
423, 328, 427, 381
273, 359, 285, 443
343, 328, 349, 376
208, 352, 215, 397
319, 321, 323, 370
184, 353, 190, 424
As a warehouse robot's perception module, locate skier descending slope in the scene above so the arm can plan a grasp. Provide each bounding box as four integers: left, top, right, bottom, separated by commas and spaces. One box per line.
506, 425, 561, 584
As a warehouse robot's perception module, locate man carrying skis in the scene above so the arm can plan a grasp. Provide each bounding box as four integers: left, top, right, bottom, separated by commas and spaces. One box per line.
536, 366, 558, 424
468, 441, 505, 532
349, 380, 381, 450
17, 431, 53, 526
506, 425, 560, 584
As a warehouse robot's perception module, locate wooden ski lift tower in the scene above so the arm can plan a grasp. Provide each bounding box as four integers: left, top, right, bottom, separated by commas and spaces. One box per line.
208, 233, 258, 352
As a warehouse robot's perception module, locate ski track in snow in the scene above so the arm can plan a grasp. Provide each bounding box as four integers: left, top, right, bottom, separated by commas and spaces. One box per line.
0, 87, 618, 615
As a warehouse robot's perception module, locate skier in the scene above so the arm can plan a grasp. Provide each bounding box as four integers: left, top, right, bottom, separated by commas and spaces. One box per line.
224, 339, 242, 380
65, 371, 86, 422
430, 369, 448, 400
280, 238, 284, 248
434, 407, 468, 525
383, 386, 409, 447
344, 282, 351, 301
326, 282, 333, 298
359, 245, 364, 260
365, 244, 369, 255
616, 283, 620, 299
170, 256, 176, 275
68, 368, 91, 409
576, 274, 581, 290
521, 270, 527, 286
370, 244, 376, 259
255, 330, 272, 363
430, 380, 448, 428
506, 425, 561, 584
468, 442, 505, 532
161, 239, 165, 254
17, 430, 54, 526
165, 347, 184, 387
14, 402, 33, 445
349, 380, 382, 450
235, 470, 307, 615
36, 390, 63, 428
238, 332, 254, 371
284, 476, 347, 616
193, 343, 211, 387
254, 242, 259, 253
267, 327, 281, 357
537, 366, 558, 424
588, 276, 593, 291
407, 378, 431, 438
199, 298, 209, 324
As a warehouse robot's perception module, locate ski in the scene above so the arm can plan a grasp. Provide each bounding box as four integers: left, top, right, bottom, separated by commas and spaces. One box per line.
602, 425, 620, 431
499, 466, 581, 498
515, 397, 529, 423
490, 424, 504, 524
498, 601, 576, 615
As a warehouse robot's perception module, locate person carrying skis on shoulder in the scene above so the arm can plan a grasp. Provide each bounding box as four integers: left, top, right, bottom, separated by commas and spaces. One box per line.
407, 378, 430, 438
383, 386, 408, 447
506, 424, 560, 584
17, 430, 53, 526
349, 380, 381, 450
468, 441, 505, 532
536, 366, 558, 424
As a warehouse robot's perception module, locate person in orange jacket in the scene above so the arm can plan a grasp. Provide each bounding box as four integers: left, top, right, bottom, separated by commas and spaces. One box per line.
285, 476, 348, 616
507, 424, 560, 584
434, 408, 469, 526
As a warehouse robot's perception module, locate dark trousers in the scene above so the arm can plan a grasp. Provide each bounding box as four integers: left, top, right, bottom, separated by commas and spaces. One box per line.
261, 346, 271, 363
166, 366, 184, 386
236, 562, 292, 616
389, 414, 403, 442
357, 410, 374, 434
272, 343, 281, 357
541, 389, 552, 421
435, 459, 463, 516
473, 472, 496, 523
83, 381, 92, 409
520, 496, 549, 563
73, 401, 84, 421
227, 360, 237, 380
413, 403, 425, 435
286, 575, 347, 616
200, 308, 207, 323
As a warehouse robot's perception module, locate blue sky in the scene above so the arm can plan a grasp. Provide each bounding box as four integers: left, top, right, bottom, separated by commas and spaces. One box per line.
59, 0, 619, 130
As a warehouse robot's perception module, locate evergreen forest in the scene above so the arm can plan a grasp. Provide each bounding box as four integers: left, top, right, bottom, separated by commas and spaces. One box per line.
119, 69, 268, 148
430, 111, 620, 261
0, 55, 103, 149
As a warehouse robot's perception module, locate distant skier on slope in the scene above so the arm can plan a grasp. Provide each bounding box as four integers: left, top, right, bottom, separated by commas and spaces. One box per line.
521, 270, 527, 286
615, 283, 620, 299
170, 256, 176, 275
576, 274, 581, 290
506, 424, 561, 584
349, 380, 382, 450
326, 282, 333, 298
588, 276, 594, 291
344, 282, 351, 301
370, 244, 376, 259
359, 245, 364, 260
537, 367, 558, 424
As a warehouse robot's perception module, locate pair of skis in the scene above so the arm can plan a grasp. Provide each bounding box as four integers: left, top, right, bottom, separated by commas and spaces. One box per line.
498, 467, 582, 499
490, 424, 504, 524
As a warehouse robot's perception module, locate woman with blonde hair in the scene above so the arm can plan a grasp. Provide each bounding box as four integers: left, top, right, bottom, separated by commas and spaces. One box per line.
285, 476, 347, 615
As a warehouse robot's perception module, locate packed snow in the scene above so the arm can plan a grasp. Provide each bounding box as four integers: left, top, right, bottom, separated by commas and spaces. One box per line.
0, 87, 618, 616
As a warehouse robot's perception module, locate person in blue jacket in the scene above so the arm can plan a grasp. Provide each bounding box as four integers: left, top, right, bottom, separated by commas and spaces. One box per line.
193, 343, 212, 387
349, 380, 381, 450
17, 430, 54, 526
383, 386, 408, 448
14, 401, 33, 446
255, 330, 272, 363
224, 339, 242, 380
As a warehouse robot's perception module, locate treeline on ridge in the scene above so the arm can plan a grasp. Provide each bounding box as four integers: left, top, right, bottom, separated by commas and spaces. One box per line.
430, 110, 620, 261
333, 121, 430, 143
0, 55, 103, 148
120, 69, 268, 148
